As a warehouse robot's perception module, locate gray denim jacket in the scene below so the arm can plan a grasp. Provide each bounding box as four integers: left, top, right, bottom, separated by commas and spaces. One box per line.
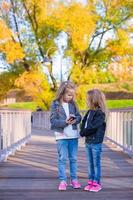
50, 100, 82, 132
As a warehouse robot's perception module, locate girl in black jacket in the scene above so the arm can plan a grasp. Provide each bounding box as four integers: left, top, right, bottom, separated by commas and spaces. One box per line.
80, 89, 107, 192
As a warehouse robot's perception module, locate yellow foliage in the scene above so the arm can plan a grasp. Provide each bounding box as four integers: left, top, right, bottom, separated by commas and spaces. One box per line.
47, 3, 97, 51
93, 0, 133, 31
71, 64, 98, 85
0, 19, 12, 40
23, 0, 54, 25
76, 84, 89, 110
0, 19, 24, 63
0, 40, 24, 63
15, 69, 53, 109
108, 57, 133, 81
107, 29, 133, 56
103, 0, 133, 8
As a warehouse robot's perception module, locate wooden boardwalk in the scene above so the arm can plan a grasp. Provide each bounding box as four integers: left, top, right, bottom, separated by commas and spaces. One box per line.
0, 128, 133, 200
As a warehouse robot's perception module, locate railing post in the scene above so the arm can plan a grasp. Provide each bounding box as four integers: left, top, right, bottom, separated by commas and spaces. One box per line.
0, 110, 31, 162
0, 114, 3, 150
32, 111, 51, 130
106, 108, 133, 156
31, 109, 133, 156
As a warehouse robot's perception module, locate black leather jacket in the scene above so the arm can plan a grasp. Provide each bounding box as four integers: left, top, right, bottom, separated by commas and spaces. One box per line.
80, 109, 106, 144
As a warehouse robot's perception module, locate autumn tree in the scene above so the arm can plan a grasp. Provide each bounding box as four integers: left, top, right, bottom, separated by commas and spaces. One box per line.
0, 12, 24, 63
46, 0, 133, 82
15, 67, 54, 110
0, 1, 25, 99
1, 0, 133, 84
0, 0, 133, 109
8, 0, 58, 89
0, 0, 56, 102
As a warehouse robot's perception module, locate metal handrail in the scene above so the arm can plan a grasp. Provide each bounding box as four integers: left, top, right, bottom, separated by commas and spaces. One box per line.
106, 111, 133, 156
32, 109, 133, 156
32, 111, 50, 130
0, 110, 31, 161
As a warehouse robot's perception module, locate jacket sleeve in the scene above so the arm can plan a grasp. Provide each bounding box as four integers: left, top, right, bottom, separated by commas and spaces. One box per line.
74, 106, 82, 125
79, 112, 89, 136
80, 110, 105, 137
50, 102, 68, 129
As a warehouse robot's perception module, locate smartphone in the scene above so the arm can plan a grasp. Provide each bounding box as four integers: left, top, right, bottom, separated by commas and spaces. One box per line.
69, 115, 76, 120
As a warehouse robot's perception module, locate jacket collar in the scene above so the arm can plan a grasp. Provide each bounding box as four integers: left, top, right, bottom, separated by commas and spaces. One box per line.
54, 99, 67, 117
54, 99, 60, 105
83, 109, 99, 122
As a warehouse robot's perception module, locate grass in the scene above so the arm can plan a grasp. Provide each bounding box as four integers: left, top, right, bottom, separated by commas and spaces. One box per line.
107, 100, 133, 109
1, 100, 133, 111
3, 102, 37, 111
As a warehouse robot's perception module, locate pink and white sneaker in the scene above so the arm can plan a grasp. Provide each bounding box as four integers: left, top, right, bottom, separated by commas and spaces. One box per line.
84, 180, 93, 191
89, 181, 102, 192
58, 181, 67, 191
70, 180, 81, 189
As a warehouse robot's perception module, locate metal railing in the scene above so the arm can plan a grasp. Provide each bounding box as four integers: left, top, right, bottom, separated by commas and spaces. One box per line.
0, 110, 31, 161
106, 109, 133, 156
32, 109, 133, 156
32, 111, 51, 130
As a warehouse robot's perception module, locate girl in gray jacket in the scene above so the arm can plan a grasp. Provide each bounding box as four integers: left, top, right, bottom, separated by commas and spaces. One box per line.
50, 81, 81, 191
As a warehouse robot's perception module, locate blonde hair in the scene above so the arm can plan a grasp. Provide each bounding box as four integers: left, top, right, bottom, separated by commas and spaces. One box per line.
87, 89, 107, 115
56, 81, 76, 102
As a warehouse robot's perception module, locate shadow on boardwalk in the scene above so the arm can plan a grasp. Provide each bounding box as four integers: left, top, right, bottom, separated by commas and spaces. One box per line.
0, 128, 133, 200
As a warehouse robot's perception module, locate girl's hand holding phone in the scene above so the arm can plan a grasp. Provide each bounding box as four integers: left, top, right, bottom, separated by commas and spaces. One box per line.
66, 114, 76, 124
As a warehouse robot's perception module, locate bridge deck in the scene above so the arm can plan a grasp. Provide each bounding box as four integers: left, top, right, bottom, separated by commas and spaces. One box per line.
0, 128, 133, 200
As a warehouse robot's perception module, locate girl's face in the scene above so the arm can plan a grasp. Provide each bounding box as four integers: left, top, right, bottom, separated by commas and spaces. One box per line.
63, 89, 75, 103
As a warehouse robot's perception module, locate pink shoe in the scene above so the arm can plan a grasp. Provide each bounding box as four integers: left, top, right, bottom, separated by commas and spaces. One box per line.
58, 181, 67, 191
89, 181, 102, 192
70, 180, 81, 189
84, 180, 93, 191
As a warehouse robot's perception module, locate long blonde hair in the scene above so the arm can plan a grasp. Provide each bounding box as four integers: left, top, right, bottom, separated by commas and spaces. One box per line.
87, 89, 107, 116
56, 81, 76, 102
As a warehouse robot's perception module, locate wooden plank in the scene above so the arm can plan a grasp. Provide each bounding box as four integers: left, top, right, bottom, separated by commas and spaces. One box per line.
0, 127, 133, 200
0, 190, 133, 200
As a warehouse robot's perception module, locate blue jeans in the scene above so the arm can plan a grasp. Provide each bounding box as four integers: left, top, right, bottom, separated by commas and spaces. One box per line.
86, 143, 102, 183
57, 139, 78, 182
